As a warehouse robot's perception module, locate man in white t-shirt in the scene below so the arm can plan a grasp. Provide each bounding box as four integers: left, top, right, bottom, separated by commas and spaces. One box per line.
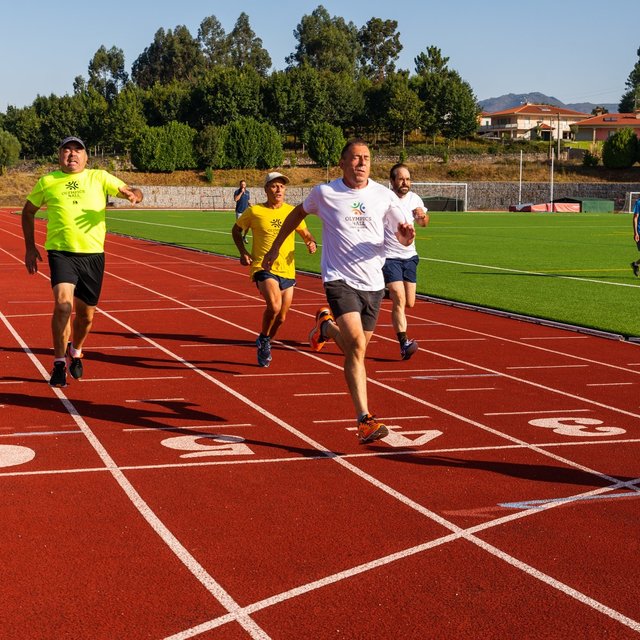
262, 139, 415, 444
383, 163, 429, 360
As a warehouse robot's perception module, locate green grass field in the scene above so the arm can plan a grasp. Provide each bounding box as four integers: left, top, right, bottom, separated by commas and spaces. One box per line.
103, 208, 640, 338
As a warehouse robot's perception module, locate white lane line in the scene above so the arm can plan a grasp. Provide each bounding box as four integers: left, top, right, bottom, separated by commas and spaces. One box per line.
421, 338, 486, 342
520, 336, 589, 341
314, 415, 430, 424
1, 430, 83, 437
82, 376, 184, 383
233, 372, 331, 378
446, 387, 496, 392
484, 409, 591, 416
126, 397, 186, 403
414, 373, 500, 380
294, 392, 348, 397
377, 368, 465, 373
123, 424, 252, 432
586, 382, 634, 387
506, 364, 589, 370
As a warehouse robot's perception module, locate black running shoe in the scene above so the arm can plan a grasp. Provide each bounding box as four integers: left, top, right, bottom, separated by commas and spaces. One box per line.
256, 335, 272, 367
50, 361, 67, 387
631, 262, 639, 278
66, 342, 84, 379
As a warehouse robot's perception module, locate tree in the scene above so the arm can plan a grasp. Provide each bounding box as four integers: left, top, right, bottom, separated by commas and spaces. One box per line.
619, 46, 640, 113
602, 128, 638, 169
144, 81, 191, 126
285, 65, 328, 147
411, 46, 478, 141
107, 85, 147, 153
31, 94, 88, 155
257, 122, 284, 169
188, 67, 261, 128
131, 121, 197, 172
384, 75, 422, 147
2, 105, 41, 157
358, 18, 402, 82
226, 12, 272, 77
287, 5, 360, 75
223, 116, 263, 168
194, 124, 226, 169
88, 45, 128, 102
198, 15, 229, 67
0, 130, 21, 174
304, 122, 345, 166
132, 26, 203, 88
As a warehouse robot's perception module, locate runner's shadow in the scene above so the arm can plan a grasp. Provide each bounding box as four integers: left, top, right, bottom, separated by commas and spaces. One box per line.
370, 453, 633, 487
0, 393, 329, 458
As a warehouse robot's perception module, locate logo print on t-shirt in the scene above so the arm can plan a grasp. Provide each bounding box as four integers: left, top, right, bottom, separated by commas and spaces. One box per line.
351, 202, 366, 215
66, 180, 79, 190
271, 219, 282, 228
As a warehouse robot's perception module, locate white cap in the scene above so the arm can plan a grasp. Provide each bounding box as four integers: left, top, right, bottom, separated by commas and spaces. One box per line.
264, 171, 290, 186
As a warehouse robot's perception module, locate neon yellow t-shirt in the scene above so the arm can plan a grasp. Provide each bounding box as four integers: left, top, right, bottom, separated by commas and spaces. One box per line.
27, 169, 126, 253
236, 202, 307, 280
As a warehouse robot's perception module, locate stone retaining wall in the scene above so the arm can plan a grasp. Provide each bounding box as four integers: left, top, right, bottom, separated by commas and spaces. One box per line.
109, 182, 640, 212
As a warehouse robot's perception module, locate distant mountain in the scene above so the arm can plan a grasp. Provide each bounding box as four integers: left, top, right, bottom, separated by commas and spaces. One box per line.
479, 92, 618, 114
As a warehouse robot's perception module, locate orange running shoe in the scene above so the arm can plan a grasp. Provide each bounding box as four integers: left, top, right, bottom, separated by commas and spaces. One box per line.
309, 307, 334, 351
357, 414, 388, 444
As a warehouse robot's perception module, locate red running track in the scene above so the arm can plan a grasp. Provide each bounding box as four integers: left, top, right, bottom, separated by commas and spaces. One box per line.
1, 208, 639, 639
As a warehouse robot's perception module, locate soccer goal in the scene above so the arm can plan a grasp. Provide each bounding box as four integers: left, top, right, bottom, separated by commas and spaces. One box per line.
624, 192, 640, 213
410, 182, 468, 212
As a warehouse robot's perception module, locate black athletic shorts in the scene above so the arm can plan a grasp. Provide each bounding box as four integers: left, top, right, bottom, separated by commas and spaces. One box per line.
48, 250, 105, 306
324, 279, 384, 332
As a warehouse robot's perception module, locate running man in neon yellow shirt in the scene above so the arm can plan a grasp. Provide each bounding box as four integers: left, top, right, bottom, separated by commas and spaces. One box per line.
232, 171, 317, 367
21, 136, 143, 387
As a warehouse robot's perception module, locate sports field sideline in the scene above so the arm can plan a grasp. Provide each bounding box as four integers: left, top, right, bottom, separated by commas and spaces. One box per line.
99, 208, 639, 339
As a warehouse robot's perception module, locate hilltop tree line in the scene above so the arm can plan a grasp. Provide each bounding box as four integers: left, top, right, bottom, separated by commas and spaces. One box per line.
0, 7, 478, 171
0, 6, 638, 172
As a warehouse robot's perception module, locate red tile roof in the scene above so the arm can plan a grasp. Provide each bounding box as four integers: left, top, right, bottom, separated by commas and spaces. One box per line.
575, 112, 640, 127
488, 104, 590, 117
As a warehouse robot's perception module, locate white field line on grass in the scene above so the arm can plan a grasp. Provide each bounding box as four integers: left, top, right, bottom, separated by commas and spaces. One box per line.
3, 221, 640, 635
423, 256, 640, 289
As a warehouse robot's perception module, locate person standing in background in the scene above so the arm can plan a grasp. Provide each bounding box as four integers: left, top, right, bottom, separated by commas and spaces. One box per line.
234, 180, 251, 244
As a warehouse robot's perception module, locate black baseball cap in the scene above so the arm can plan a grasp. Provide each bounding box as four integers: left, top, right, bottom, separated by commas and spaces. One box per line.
59, 136, 86, 149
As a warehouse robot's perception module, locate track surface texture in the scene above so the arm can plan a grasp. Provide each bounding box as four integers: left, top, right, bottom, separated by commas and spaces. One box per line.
1, 209, 639, 639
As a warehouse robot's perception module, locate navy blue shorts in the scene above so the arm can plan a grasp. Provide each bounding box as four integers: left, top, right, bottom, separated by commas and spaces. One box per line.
253, 270, 296, 290
48, 250, 105, 306
382, 255, 419, 284
324, 280, 384, 332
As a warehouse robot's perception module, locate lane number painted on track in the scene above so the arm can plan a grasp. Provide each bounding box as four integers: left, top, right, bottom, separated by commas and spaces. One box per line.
0, 444, 36, 468
382, 428, 443, 447
160, 434, 253, 458
528, 416, 626, 437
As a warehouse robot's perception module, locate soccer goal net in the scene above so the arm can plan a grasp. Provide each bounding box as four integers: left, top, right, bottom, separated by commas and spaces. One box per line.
624, 192, 640, 213
410, 182, 468, 212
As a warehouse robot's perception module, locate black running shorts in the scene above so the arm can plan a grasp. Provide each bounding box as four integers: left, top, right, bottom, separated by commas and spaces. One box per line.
48, 250, 105, 306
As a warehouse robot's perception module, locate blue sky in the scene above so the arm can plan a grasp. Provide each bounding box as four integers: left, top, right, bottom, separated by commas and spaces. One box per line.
1, 0, 634, 111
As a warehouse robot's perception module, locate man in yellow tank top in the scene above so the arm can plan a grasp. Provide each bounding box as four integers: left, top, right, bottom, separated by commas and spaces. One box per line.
21, 136, 143, 387
232, 172, 317, 367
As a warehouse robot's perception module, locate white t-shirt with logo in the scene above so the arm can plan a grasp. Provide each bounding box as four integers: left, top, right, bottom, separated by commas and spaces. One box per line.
303, 178, 408, 291
384, 191, 424, 260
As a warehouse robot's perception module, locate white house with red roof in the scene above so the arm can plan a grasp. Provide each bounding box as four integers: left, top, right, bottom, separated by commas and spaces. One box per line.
479, 103, 591, 141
